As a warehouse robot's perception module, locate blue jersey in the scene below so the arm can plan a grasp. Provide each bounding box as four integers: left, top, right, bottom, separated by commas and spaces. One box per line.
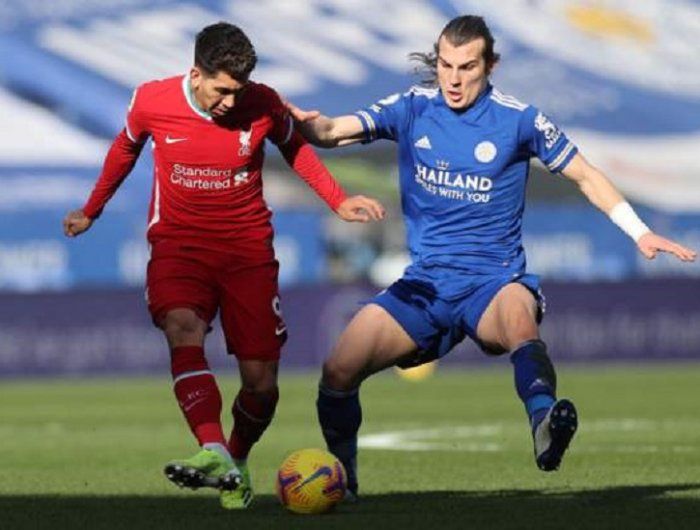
355, 84, 577, 295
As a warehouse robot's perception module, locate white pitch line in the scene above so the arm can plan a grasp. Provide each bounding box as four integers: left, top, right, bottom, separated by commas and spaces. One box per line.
359, 424, 504, 452
358, 419, 700, 453
359, 424, 503, 451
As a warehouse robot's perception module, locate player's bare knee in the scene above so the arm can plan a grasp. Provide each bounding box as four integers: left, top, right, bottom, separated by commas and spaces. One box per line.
321, 357, 361, 391
239, 360, 278, 394
162, 309, 205, 345
241, 384, 279, 406
503, 318, 539, 351
242, 372, 278, 394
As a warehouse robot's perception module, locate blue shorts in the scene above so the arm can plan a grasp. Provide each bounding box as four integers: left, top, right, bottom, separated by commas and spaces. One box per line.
371, 272, 544, 366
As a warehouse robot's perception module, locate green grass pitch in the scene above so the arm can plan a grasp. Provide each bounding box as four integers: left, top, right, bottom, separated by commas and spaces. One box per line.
2, 365, 699, 529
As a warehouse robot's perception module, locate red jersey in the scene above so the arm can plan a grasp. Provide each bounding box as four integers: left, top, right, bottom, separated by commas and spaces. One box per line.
83, 74, 345, 252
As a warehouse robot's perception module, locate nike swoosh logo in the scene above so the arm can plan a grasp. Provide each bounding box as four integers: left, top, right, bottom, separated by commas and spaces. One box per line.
165, 135, 187, 144
183, 396, 208, 412
275, 325, 287, 336
292, 466, 332, 492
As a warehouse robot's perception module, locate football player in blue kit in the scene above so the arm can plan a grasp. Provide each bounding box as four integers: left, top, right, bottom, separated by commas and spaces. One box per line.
288, 15, 696, 497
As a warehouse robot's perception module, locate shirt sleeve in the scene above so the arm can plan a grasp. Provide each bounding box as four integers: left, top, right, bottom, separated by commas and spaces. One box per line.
354, 91, 410, 144
82, 129, 145, 219
277, 130, 347, 211
264, 88, 295, 146
519, 106, 578, 173
124, 86, 150, 144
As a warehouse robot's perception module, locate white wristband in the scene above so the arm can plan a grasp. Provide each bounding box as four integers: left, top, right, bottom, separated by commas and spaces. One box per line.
609, 201, 650, 242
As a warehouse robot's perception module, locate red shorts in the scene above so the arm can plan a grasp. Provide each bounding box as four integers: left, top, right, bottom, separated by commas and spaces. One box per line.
146, 240, 287, 360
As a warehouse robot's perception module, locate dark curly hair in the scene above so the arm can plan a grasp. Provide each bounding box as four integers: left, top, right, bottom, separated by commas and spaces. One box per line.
409, 15, 500, 86
194, 22, 257, 81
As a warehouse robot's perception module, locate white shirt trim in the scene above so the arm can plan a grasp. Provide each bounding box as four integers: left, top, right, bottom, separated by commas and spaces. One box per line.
181, 73, 212, 121
173, 370, 213, 384
147, 172, 161, 230
279, 115, 294, 145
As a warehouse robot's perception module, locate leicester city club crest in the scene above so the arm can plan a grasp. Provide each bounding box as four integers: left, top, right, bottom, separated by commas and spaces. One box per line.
474, 141, 497, 163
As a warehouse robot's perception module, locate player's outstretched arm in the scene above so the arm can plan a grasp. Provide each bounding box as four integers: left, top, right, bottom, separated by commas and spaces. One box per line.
276, 130, 385, 223
561, 153, 696, 262
63, 209, 93, 237
285, 101, 365, 148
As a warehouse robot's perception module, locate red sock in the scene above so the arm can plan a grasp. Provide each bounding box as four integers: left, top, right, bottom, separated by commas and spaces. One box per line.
171, 346, 226, 446
228, 387, 279, 460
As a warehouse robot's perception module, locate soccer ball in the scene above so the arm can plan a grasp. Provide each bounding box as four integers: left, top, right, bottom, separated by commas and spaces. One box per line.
394, 360, 438, 382
276, 448, 347, 514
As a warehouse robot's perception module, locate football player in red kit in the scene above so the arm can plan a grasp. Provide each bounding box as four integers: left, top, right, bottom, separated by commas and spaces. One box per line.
63, 22, 384, 510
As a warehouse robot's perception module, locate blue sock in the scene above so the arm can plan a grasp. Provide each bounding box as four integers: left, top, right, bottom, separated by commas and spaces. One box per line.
316, 384, 362, 494
510, 339, 557, 428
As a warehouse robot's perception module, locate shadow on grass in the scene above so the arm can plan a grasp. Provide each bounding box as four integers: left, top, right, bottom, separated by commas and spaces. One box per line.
3, 484, 700, 530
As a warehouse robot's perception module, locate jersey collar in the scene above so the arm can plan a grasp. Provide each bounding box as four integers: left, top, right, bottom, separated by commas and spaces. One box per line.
181, 73, 213, 121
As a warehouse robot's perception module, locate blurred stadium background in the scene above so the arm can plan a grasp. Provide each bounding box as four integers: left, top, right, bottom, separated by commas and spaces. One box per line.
1, 1, 700, 527
0, 0, 698, 376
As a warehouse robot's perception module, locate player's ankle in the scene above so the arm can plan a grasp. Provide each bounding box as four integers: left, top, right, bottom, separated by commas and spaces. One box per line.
202, 442, 233, 464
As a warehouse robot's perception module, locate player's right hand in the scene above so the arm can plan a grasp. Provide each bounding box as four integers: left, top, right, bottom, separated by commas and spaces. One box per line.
63, 209, 93, 237
336, 195, 386, 223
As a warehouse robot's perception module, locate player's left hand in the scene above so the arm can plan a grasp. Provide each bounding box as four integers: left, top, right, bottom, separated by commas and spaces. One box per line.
283, 100, 320, 123
637, 232, 696, 262
336, 195, 386, 223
